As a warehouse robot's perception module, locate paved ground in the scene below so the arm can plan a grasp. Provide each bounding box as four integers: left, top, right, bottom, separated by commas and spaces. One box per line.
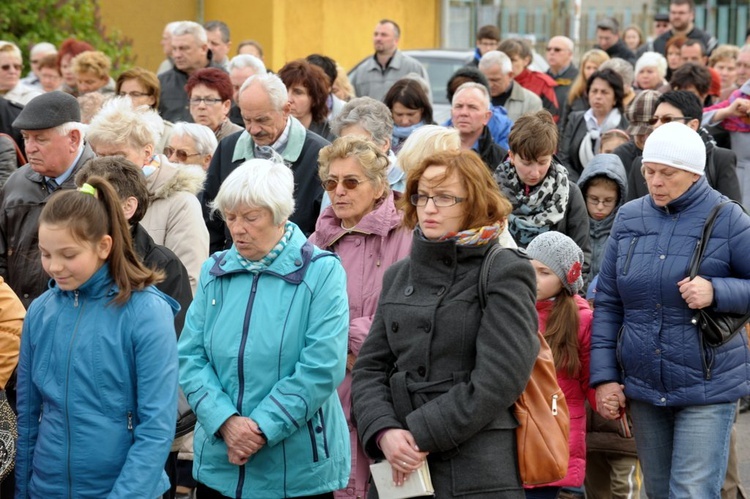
738, 409, 750, 494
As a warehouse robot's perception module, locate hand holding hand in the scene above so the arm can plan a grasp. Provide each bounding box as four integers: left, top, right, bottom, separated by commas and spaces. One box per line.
595, 382, 626, 420
678, 276, 714, 310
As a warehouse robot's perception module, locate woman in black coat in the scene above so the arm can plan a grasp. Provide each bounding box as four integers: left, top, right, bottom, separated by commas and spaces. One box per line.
558, 69, 629, 182
351, 150, 538, 498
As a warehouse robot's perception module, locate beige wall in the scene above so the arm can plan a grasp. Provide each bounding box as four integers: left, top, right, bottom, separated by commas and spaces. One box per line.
99, 0, 439, 74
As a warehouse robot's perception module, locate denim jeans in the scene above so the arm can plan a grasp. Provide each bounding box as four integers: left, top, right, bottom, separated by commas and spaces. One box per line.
629, 400, 736, 499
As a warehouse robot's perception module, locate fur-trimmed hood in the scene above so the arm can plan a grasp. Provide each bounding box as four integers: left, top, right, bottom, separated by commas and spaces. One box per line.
146, 157, 206, 201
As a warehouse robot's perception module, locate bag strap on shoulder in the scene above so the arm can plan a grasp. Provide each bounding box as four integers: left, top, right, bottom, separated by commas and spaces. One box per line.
689, 201, 746, 279
479, 244, 503, 310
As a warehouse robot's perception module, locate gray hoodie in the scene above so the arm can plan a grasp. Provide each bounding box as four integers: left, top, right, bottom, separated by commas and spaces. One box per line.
577, 154, 628, 288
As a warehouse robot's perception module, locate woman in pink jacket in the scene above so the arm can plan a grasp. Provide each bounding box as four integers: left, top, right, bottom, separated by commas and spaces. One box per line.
525, 231, 594, 499
309, 136, 412, 499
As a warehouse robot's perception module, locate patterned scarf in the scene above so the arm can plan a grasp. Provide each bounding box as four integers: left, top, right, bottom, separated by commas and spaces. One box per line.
438, 222, 502, 246
236, 222, 294, 274
495, 160, 570, 247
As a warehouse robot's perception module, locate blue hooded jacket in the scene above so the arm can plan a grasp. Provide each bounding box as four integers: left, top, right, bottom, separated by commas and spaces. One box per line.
578, 153, 628, 289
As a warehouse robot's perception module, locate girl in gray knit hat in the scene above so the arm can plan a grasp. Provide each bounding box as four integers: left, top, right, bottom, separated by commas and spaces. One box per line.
526, 231, 593, 498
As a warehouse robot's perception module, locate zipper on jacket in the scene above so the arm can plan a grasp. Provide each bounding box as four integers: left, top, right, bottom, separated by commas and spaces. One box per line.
38, 403, 43, 423
318, 408, 329, 459
65, 296, 86, 498
127, 411, 135, 442
307, 420, 319, 462
622, 237, 638, 276
235, 275, 259, 499
73, 290, 79, 307
551, 394, 559, 416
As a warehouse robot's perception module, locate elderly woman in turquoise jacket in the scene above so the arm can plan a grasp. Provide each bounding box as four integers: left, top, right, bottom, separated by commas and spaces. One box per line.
178, 158, 351, 498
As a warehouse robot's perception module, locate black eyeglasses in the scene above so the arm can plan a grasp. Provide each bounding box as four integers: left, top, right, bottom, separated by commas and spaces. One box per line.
546, 47, 564, 52
321, 178, 367, 191
410, 194, 465, 207
118, 91, 152, 99
165, 147, 202, 162
189, 97, 224, 106
0, 64, 22, 72
647, 115, 692, 126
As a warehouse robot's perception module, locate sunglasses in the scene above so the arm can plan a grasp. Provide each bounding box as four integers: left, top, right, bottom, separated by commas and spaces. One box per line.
321, 177, 366, 191
647, 115, 692, 126
164, 147, 201, 162
0, 64, 22, 72
546, 47, 564, 52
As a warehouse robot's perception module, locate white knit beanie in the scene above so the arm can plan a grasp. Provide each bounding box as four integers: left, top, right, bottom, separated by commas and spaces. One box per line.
641, 122, 706, 175
526, 231, 584, 296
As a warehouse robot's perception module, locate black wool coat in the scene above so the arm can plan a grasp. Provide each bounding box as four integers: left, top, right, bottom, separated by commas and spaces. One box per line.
352, 235, 539, 498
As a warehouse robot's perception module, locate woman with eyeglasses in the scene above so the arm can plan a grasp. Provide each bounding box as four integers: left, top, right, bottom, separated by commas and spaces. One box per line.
351, 148, 538, 498
116, 67, 173, 154
166, 122, 218, 171
558, 68, 629, 183
0, 42, 41, 106
495, 110, 591, 275
186, 67, 242, 142
86, 97, 208, 293
309, 136, 412, 499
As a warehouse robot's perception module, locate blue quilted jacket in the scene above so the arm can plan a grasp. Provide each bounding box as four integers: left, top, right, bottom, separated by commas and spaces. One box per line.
590, 177, 750, 405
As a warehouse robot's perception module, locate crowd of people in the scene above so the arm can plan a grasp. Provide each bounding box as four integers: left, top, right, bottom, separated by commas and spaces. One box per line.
1, 0, 750, 497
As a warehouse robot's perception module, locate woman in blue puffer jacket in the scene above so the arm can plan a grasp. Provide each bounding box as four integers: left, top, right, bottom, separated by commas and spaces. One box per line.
590, 122, 750, 499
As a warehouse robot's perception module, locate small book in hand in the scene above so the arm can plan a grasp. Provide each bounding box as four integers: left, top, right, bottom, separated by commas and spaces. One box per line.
369, 460, 434, 499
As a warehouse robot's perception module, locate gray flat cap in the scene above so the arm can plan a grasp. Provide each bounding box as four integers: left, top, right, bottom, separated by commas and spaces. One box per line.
12, 91, 81, 130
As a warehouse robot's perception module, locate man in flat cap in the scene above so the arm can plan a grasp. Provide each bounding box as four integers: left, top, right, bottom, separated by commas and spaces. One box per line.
0, 91, 95, 307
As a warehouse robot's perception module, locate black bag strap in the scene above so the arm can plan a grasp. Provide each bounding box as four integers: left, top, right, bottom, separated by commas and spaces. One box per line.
689, 201, 745, 279
478, 244, 503, 310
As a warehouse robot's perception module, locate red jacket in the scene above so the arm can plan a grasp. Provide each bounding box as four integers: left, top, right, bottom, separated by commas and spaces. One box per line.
534, 294, 594, 488
515, 68, 560, 123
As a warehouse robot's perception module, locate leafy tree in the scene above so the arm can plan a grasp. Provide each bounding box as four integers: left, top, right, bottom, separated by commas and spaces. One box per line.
0, 0, 134, 75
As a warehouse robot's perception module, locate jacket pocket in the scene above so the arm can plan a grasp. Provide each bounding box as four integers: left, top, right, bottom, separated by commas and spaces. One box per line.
621, 237, 639, 276
306, 409, 330, 463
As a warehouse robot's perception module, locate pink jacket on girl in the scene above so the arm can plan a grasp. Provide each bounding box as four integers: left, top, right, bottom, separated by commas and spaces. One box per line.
308, 192, 412, 499
534, 294, 594, 488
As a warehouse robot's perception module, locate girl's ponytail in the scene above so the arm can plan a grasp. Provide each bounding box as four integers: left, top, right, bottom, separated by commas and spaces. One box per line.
40, 176, 164, 304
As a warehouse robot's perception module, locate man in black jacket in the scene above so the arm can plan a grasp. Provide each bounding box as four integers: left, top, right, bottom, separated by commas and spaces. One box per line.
202, 73, 329, 252
627, 91, 740, 202
595, 17, 636, 65
652, 0, 718, 57
451, 82, 507, 171
158, 21, 226, 122
1, 92, 95, 308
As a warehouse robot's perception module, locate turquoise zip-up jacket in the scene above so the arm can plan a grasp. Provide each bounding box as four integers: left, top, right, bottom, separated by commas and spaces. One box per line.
16, 264, 179, 498
178, 224, 351, 498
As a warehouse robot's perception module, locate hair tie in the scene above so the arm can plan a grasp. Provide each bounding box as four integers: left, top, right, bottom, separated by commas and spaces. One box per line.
78, 183, 98, 197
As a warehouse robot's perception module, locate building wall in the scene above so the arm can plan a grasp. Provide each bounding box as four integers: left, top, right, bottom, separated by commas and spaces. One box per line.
98, 0, 440, 74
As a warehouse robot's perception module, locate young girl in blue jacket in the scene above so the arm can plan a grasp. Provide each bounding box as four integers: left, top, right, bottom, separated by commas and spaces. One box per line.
15, 177, 179, 498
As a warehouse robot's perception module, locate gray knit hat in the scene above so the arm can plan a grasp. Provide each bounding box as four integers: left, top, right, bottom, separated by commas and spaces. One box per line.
526, 231, 584, 296
12, 91, 81, 130
642, 121, 706, 175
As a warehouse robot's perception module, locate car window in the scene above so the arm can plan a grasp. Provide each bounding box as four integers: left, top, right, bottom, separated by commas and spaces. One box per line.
411, 57, 471, 105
